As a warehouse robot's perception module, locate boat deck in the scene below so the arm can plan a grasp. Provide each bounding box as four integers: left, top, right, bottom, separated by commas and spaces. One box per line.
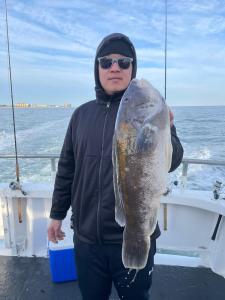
0, 256, 225, 300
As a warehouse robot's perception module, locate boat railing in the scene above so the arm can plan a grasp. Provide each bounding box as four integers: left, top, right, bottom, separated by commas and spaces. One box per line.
0, 154, 59, 174
0, 154, 225, 189
0, 155, 225, 181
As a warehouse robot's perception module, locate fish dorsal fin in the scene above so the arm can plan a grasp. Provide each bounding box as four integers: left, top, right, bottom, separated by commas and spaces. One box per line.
112, 134, 126, 227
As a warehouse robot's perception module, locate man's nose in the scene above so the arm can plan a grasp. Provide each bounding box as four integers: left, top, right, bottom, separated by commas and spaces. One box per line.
110, 61, 120, 71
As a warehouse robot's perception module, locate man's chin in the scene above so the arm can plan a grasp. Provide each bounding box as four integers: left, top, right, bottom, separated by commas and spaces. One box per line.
108, 86, 128, 94
110, 88, 125, 95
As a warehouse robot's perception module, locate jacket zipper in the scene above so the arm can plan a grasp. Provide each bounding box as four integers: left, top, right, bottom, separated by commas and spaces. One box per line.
96, 101, 111, 243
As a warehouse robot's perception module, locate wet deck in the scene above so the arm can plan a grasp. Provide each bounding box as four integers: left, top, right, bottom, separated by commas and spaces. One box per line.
0, 256, 225, 300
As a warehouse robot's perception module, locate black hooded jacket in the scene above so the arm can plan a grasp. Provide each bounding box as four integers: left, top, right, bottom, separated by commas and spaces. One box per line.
50, 33, 184, 244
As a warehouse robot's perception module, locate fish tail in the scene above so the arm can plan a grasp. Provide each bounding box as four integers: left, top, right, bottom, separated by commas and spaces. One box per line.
122, 229, 150, 269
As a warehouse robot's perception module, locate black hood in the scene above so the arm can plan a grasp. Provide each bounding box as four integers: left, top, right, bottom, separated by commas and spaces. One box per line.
94, 33, 137, 103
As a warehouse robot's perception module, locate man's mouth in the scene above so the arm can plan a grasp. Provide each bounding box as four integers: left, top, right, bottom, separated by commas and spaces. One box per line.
108, 77, 122, 80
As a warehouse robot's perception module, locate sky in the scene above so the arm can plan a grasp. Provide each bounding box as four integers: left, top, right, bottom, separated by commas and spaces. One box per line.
0, 0, 225, 107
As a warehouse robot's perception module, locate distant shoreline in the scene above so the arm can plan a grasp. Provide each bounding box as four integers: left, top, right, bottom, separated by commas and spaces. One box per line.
0, 106, 74, 109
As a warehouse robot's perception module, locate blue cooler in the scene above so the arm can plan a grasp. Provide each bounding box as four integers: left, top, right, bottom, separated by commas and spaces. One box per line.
49, 245, 78, 283
48, 211, 78, 283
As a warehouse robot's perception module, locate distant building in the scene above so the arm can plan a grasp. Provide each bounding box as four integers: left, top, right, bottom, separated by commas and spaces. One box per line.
34, 104, 48, 108
16, 102, 30, 108
7, 102, 73, 108
64, 103, 72, 108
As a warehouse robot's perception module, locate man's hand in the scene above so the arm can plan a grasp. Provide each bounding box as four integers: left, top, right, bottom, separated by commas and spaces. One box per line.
48, 219, 65, 243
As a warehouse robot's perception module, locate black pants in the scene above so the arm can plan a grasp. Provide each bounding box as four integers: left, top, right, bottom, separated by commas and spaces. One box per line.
74, 238, 156, 300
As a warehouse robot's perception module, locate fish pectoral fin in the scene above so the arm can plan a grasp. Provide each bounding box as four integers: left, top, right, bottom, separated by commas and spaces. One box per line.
115, 191, 126, 227
136, 123, 157, 153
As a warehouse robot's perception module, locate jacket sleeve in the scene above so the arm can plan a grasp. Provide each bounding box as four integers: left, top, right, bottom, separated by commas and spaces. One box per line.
169, 124, 184, 172
50, 116, 75, 220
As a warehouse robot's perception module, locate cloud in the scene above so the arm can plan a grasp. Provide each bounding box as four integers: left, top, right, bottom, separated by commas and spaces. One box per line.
1, 12, 96, 54
195, 16, 225, 34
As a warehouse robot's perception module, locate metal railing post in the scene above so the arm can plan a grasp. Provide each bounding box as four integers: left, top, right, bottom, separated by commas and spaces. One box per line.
181, 161, 189, 189
182, 161, 189, 177
51, 158, 56, 173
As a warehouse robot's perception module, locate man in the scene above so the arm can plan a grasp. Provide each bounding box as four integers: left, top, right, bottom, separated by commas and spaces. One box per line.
48, 33, 183, 300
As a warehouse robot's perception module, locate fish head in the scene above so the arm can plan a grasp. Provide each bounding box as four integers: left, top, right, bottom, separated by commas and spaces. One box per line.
116, 78, 170, 154
117, 79, 167, 130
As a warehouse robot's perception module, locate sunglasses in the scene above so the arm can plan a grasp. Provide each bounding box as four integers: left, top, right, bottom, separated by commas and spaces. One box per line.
98, 56, 133, 70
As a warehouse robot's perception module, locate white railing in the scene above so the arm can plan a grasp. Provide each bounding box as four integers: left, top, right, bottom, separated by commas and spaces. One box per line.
1, 155, 225, 178
0, 154, 58, 173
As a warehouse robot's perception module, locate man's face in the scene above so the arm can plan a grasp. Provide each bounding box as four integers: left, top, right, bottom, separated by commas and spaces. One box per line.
98, 54, 132, 95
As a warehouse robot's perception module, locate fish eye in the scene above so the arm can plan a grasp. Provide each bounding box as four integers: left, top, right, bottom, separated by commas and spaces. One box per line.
124, 98, 129, 102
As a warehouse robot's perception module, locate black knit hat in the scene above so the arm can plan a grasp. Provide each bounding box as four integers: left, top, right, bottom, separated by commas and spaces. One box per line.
97, 39, 134, 59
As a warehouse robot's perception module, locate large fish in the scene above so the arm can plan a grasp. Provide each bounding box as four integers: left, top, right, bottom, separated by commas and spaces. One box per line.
112, 78, 172, 269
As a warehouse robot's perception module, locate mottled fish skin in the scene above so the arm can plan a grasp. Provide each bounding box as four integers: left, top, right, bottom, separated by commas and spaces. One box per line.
113, 78, 172, 269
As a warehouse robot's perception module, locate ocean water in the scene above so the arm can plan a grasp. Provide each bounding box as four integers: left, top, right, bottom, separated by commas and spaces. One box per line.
0, 106, 225, 191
